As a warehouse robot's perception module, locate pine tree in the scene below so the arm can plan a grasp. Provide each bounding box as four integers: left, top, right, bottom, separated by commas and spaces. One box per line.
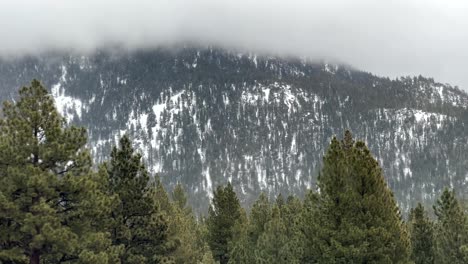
0, 80, 118, 263
151, 177, 172, 213
313, 131, 410, 263
206, 183, 241, 264
249, 192, 271, 244
433, 188, 468, 263
197, 224, 218, 264
159, 182, 210, 264
301, 190, 330, 263
409, 203, 435, 264
227, 208, 254, 264
281, 195, 305, 259
199, 248, 217, 264
172, 183, 188, 212
275, 193, 285, 212
255, 206, 300, 264
106, 135, 171, 263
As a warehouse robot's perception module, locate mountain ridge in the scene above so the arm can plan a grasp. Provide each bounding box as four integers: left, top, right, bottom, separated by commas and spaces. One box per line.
0, 47, 467, 213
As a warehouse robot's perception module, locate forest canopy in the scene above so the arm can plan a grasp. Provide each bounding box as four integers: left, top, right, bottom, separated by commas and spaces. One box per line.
0, 80, 467, 263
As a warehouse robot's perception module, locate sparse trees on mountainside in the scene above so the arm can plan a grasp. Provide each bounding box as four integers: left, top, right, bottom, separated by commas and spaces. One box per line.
1, 80, 468, 264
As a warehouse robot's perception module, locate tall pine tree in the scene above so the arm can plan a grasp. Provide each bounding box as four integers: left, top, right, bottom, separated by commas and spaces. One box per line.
409, 203, 435, 264
0, 80, 118, 264
227, 208, 253, 264
313, 131, 410, 263
249, 192, 271, 245
106, 135, 171, 263
301, 190, 330, 263
433, 188, 468, 263
206, 183, 241, 264
280, 195, 305, 260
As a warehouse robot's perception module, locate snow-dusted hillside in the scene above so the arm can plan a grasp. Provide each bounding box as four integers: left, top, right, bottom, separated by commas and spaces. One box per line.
0, 47, 467, 213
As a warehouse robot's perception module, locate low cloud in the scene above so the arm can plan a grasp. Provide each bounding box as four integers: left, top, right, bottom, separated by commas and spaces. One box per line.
1, 0, 467, 89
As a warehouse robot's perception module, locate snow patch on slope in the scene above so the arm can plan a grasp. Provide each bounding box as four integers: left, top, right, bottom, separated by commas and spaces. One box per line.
51, 65, 86, 123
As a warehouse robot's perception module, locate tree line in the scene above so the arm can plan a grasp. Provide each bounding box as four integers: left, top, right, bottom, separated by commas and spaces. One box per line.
0, 80, 467, 263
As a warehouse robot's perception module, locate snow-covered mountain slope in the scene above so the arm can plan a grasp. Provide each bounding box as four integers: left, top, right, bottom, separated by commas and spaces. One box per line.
0, 47, 467, 213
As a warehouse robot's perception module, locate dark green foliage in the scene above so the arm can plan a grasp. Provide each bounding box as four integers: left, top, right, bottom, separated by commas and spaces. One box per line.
275, 193, 285, 211
106, 135, 171, 263
433, 188, 468, 263
255, 206, 300, 264
207, 183, 241, 264
312, 131, 410, 263
229, 193, 305, 264
280, 196, 305, 259
171, 183, 188, 211
301, 190, 331, 263
409, 203, 435, 264
1, 80, 467, 264
0, 80, 118, 263
249, 193, 271, 244
153, 181, 212, 264
227, 208, 254, 264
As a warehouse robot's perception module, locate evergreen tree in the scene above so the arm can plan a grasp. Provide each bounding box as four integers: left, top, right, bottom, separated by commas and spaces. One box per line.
301, 190, 330, 263
227, 208, 254, 264
281, 195, 305, 259
106, 135, 171, 263
0, 80, 118, 263
313, 131, 410, 263
159, 182, 210, 264
275, 193, 285, 212
409, 203, 435, 264
197, 224, 218, 264
255, 206, 299, 264
148, 178, 179, 263
433, 188, 468, 263
249, 192, 271, 244
206, 183, 241, 264
199, 248, 217, 264
172, 183, 188, 212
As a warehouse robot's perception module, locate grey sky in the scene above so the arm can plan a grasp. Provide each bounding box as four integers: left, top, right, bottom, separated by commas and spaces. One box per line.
1, 0, 467, 90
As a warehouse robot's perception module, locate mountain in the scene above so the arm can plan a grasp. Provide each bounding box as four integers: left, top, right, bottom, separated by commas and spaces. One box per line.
0, 47, 467, 213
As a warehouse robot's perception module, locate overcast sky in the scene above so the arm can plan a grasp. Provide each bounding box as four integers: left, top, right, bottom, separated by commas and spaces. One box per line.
1, 0, 467, 90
